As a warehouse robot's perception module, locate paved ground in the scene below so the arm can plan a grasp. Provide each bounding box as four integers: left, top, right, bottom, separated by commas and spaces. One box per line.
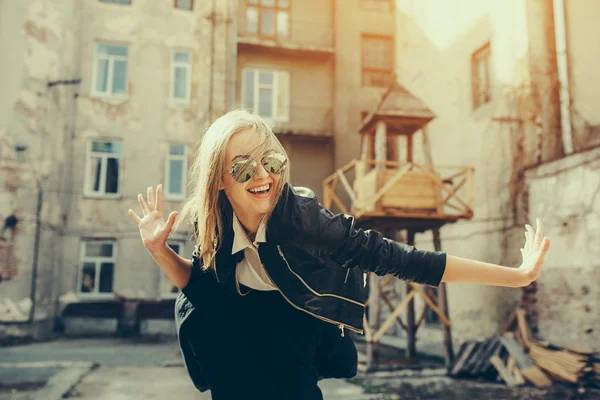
2, 338, 599, 399
0, 338, 383, 400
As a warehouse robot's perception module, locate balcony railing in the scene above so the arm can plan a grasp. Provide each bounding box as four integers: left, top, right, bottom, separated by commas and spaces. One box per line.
262, 106, 333, 138
238, 17, 334, 51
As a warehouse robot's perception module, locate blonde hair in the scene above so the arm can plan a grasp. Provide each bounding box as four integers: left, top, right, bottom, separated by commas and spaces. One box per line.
174, 109, 291, 271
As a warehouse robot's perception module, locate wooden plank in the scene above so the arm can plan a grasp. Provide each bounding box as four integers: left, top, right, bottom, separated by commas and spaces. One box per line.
409, 283, 451, 327
450, 341, 477, 376
490, 355, 516, 386
336, 170, 356, 203
520, 366, 553, 387
499, 333, 534, 369
516, 308, 532, 349
372, 290, 415, 343
471, 336, 502, 375
441, 177, 467, 205
366, 163, 412, 206
330, 192, 349, 214
501, 311, 518, 333
381, 293, 407, 331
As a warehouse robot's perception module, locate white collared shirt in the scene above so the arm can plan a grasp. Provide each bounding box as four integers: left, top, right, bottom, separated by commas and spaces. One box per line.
232, 213, 276, 291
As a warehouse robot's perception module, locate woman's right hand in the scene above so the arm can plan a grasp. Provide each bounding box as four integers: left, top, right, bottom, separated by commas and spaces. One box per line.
128, 185, 178, 252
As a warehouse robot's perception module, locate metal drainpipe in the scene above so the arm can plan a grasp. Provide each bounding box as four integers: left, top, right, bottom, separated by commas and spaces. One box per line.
552, 0, 573, 154
207, 0, 216, 121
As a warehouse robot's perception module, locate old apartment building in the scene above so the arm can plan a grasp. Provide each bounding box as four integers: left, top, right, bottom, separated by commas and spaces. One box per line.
1, 0, 397, 339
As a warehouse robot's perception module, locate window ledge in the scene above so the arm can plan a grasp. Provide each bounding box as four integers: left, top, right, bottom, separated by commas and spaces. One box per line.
90, 93, 129, 105
83, 193, 122, 200
76, 293, 115, 301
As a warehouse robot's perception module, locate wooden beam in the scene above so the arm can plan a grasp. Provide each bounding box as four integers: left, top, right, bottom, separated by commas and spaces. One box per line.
330, 192, 349, 214
372, 290, 416, 343
409, 283, 451, 327
366, 163, 412, 206
336, 170, 356, 203
433, 227, 454, 366
442, 177, 467, 205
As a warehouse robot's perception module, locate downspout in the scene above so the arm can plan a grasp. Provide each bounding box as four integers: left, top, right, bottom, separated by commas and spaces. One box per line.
208, 0, 216, 121
552, 0, 573, 154
229, 0, 238, 111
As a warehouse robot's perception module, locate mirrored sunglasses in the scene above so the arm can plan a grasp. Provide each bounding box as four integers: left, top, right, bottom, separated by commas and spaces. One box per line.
228, 153, 288, 183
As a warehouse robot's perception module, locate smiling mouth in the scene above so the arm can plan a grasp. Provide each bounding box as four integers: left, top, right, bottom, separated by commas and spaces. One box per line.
247, 183, 272, 196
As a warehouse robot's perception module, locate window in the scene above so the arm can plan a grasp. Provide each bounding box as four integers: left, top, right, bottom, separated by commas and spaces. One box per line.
79, 241, 116, 296
85, 140, 122, 197
93, 43, 128, 97
361, 35, 394, 87
174, 0, 193, 10
100, 0, 131, 4
472, 42, 491, 109
161, 242, 184, 297
246, 0, 289, 38
242, 68, 289, 121
165, 144, 187, 200
361, 0, 393, 12
171, 51, 192, 102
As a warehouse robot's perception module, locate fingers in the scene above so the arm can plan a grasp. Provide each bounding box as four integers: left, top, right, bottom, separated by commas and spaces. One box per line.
128, 209, 142, 224
138, 194, 150, 216
165, 211, 178, 234
156, 184, 163, 214
534, 218, 544, 251
147, 187, 155, 211
525, 225, 534, 253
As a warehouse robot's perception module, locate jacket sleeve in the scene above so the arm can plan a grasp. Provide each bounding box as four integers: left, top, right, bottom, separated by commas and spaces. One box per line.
301, 199, 447, 287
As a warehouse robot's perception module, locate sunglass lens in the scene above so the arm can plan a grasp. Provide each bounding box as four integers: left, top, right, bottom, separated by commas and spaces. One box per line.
262, 153, 287, 174
231, 160, 257, 183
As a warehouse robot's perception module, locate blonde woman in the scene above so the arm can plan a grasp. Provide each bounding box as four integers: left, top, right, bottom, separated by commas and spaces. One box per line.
128, 110, 550, 399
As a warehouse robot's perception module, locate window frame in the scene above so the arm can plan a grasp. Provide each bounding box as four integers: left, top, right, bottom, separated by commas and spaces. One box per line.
160, 241, 185, 299
84, 139, 122, 199
77, 240, 117, 298
361, 0, 394, 12
361, 34, 394, 88
245, 0, 290, 39
241, 68, 290, 123
173, 0, 193, 10
91, 42, 129, 98
170, 50, 192, 104
164, 143, 188, 201
471, 42, 492, 110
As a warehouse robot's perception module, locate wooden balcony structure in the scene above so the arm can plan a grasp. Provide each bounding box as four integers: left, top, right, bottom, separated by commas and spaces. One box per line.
321, 82, 475, 371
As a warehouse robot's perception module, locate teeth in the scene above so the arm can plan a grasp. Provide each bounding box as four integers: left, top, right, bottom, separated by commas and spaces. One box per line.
248, 184, 270, 193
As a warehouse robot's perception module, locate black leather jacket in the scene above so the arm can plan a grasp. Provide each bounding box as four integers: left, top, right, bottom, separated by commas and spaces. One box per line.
175, 184, 447, 391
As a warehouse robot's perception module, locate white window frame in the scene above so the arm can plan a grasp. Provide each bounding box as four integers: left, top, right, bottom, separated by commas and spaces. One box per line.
91, 43, 129, 98
78, 240, 117, 298
160, 241, 185, 298
164, 143, 187, 201
170, 50, 192, 103
241, 68, 290, 123
84, 140, 122, 199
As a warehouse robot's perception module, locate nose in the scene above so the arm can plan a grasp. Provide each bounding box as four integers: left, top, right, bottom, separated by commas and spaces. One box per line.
254, 162, 269, 179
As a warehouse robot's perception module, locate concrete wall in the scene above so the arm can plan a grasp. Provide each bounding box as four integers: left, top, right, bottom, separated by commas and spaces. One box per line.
58, 0, 233, 304
0, 0, 78, 339
525, 146, 600, 350
333, 0, 396, 170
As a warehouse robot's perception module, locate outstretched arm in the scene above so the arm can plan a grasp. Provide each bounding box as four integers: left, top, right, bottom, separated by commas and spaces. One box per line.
442, 219, 549, 287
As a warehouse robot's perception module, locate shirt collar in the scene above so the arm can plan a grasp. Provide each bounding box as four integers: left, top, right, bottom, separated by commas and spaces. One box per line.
231, 213, 267, 254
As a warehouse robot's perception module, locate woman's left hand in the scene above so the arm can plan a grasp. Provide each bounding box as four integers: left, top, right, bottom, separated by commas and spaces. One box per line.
518, 218, 551, 286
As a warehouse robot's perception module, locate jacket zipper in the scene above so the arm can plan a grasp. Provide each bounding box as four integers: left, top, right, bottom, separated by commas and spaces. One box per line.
277, 246, 364, 307
273, 246, 364, 335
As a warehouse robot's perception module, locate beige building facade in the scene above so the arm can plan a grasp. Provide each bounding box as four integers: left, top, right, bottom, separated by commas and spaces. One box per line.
1, 0, 400, 339
394, 0, 600, 350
